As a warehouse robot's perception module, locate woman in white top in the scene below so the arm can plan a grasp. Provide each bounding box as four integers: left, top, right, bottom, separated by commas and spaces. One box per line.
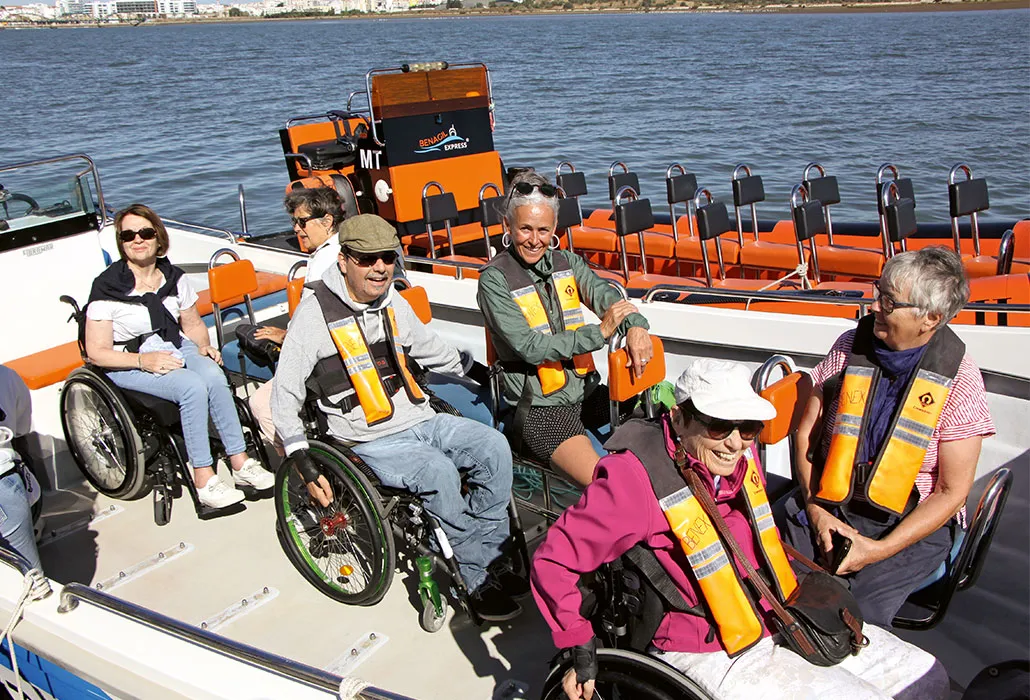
84, 204, 274, 509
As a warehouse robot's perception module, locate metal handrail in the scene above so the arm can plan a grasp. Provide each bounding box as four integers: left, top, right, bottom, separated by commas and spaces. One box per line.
56, 583, 412, 700
0, 153, 107, 228
641, 282, 1030, 315
208, 247, 241, 268
287, 259, 308, 282
162, 216, 236, 243
403, 254, 629, 300
876, 163, 902, 257
238, 184, 248, 236
752, 354, 797, 393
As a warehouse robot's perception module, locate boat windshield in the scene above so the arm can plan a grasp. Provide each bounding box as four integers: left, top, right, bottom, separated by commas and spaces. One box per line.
0, 157, 102, 238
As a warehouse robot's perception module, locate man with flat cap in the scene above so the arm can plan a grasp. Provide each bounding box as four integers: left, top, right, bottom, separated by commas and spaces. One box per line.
272, 214, 523, 621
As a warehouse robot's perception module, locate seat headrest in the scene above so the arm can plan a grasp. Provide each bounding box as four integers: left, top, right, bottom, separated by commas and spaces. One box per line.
758, 371, 814, 445
608, 335, 666, 403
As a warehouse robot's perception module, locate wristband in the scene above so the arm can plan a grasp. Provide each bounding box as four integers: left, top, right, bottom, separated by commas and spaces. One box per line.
138, 354, 143, 370
292, 449, 320, 486
572, 637, 598, 685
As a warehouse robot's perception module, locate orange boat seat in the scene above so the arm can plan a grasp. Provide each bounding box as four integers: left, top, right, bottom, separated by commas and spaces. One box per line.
8, 341, 84, 390
625, 273, 707, 293
759, 370, 814, 445
772, 219, 883, 279
731, 173, 808, 275
948, 171, 1005, 279
956, 273, 1030, 327
398, 286, 433, 324
431, 255, 484, 280
403, 222, 488, 256
287, 276, 305, 317
195, 271, 287, 318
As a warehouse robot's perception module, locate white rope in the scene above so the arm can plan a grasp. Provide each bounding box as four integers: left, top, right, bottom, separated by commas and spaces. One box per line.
338, 676, 372, 699
758, 262, 811, 292
0, 568, 51, 700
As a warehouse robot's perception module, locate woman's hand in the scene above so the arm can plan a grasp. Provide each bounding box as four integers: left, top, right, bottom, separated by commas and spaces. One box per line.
254, 326, 287, 344
624, 326, 652, 378
806, 503, 858, 559
562, 669, 595, 700
835, 532, 887, 576
199, 345, 222, 365
599, 300, 639, 340
140, 351, 184, 375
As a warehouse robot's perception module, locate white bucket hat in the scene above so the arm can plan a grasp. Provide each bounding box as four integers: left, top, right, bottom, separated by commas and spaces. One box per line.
673, 359, 776, 421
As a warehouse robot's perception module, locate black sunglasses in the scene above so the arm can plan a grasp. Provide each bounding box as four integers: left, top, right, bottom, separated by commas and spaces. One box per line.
693, 412, 764, 441
510, 181, 557, 199
346, 249, 398, 267
118, 227, 158, 242
872, 281, 919, 315
291, 213, 323, 228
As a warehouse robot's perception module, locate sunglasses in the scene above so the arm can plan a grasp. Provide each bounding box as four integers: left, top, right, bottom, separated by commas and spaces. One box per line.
291, 214, 323, 229
872, 281, 918, 315
346, 249, 398, 267
693, 412, 764, 441
118, 227, 158, 242
510, 181, 557, 199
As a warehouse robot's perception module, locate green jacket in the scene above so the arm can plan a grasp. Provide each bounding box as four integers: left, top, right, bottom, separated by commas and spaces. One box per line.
476, 247, 649, 407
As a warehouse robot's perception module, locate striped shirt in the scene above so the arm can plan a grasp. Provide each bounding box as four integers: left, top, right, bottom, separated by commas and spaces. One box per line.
812, 329, 995, 522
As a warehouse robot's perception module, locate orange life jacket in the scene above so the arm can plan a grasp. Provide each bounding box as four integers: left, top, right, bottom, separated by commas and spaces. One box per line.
484, 249, 596, 396
816, 315, 965, 515
606, 419, 798, 657
307, 281, 425, 426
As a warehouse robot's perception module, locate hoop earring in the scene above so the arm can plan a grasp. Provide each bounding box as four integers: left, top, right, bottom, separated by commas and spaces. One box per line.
550, 234, 561, 250
501, 232, 511, 249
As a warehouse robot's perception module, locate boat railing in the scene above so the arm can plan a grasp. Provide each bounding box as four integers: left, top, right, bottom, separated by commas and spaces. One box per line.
641, 283, 1030, 317
159, 215, 238, 243
403, 254, 630, 301
54, 581, 413, 700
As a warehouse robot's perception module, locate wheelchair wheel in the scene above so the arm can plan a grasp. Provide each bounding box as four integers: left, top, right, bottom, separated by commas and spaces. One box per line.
541, 648, 710, 700
60, 368, 147, 500
275, 440, 395, 606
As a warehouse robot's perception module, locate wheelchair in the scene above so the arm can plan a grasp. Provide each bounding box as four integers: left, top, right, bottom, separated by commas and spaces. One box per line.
270, 280, 531, 632
57, 285, 272, 526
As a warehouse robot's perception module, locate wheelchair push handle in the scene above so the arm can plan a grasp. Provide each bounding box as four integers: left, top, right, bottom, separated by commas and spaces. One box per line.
60, 294, 83, 323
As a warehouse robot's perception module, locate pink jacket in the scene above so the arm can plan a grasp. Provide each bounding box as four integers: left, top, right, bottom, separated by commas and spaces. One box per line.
530, 417, 781, 654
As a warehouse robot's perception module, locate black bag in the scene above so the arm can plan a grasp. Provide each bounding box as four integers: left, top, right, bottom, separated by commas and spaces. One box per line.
684, 469, 868, 667
234, 324, 281, 369
774, 569, 868, 667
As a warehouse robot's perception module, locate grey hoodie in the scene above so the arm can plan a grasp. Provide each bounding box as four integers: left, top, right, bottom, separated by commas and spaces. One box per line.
271, 264, 463, 455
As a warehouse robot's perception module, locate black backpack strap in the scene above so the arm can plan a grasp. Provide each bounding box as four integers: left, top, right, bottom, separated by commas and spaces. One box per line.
622, 544, 702, 616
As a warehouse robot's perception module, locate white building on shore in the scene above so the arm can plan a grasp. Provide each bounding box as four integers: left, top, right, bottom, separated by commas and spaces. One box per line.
56, 0, 199, 17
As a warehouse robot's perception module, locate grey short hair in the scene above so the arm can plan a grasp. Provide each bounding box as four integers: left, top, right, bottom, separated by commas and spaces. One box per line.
283, 187, 344, 231
503, 170, 559, 227
880, 246, 969, 323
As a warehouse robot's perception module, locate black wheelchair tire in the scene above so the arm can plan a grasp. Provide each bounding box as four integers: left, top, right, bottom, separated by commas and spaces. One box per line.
274, 440, 395, 606
59, 368, 148, 500
540, 648, 711, 700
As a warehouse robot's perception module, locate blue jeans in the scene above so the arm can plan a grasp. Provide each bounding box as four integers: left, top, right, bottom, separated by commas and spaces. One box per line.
109, 339, 246, 469
0, 472, 41, 571
351, 413, 513, 591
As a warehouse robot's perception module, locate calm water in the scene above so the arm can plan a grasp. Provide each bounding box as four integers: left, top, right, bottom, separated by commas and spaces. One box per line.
3, 11, 1029, 234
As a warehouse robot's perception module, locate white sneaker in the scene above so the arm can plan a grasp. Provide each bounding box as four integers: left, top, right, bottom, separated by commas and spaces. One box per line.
196, 475, 245, 509
232, 458, 275, 491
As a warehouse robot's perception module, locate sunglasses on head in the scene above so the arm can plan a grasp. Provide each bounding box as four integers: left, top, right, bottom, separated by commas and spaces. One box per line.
118, 227, 158, 242
510, 181, 557, 198
693, 412, 764, 441
346, 249, 398, 267
291, 213, 322, 229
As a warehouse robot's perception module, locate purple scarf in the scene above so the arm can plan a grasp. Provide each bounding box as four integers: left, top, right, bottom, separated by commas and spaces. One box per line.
856, 339, 929, 464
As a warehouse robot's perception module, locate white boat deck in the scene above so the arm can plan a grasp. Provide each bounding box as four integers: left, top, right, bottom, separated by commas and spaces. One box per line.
37, 463, 557, 700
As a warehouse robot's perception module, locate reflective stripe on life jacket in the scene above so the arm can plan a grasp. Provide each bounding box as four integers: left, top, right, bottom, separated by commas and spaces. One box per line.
816, 315, 965, 515
484, 250, 596, 396
309, 281, 425, 426
604, 419, 798, 657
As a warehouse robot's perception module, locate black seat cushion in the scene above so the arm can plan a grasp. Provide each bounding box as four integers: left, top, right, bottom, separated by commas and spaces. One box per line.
122, 389, 182, 427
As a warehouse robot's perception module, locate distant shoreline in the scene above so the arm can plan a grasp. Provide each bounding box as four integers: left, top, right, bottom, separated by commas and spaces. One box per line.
5, 0, 1027, 28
